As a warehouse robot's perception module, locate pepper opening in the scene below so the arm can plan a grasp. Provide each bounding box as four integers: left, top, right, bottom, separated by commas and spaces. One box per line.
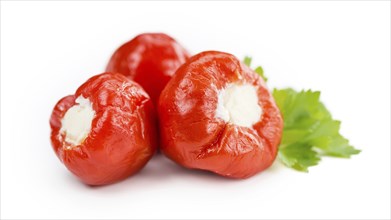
60, 96, 95, 146
215, 83, 262, 127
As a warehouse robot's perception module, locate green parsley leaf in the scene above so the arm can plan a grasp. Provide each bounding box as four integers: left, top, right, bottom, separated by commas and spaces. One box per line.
244, 56, 252, 66
278, 143, 320, 172
254, 66, 268, 82
243, 56, 267, 82
243, 56, 360, 172
273, 88, 360, 171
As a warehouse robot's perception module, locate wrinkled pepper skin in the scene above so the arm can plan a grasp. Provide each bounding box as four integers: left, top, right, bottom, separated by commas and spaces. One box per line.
158, 51, 283, 178
106, 33, 190, 105
50, 73, 157, 185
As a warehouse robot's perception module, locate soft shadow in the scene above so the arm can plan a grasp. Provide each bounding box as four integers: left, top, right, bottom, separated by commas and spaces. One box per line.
263, 159, 285, 173
137, 154, 231, 182
71, 154, 285, 193
82, 154, 247, 192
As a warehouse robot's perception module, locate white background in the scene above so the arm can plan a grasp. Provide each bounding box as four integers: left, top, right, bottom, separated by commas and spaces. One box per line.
1, 1, 390, 219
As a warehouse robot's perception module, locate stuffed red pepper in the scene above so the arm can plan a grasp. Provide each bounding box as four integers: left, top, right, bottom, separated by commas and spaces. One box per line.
106, 33, 190, 105
159, 51, 283, 178
50, 73, 157, 185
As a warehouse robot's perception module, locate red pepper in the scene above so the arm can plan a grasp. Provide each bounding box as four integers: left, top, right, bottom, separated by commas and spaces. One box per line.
158, 51, 283, 178
106, 33, 190, 105
50, 73, 157, 185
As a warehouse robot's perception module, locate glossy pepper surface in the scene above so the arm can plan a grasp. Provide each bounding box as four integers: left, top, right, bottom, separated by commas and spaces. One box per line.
106, 33, 190, 105
158, 51, 283, 178
50, 73, 157, 185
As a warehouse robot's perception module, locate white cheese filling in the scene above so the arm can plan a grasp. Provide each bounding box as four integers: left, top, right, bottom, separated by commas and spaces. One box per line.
216, 83, 262, 127
60, 96, 95, 146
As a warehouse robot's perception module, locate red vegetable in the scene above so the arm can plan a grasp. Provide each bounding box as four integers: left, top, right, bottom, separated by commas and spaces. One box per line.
158, 51, 283, 178
106, 33, 190, 105
50, 73, 157, 185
